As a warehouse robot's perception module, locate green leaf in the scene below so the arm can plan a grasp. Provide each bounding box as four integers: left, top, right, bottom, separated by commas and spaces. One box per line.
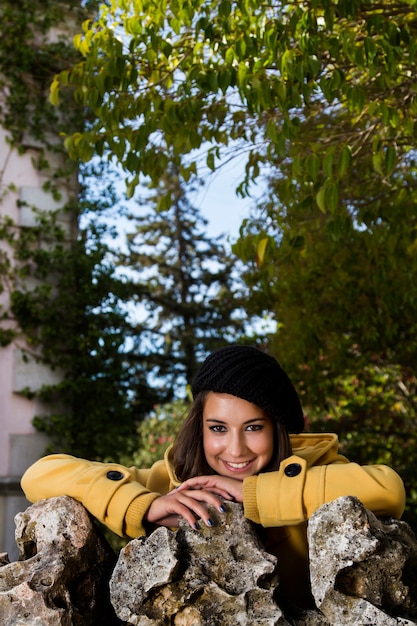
281, 49, 294, 77
276, 81, 287, 103
325, 181, 339, 212
218, 68, 232, 93
237, 62, 248, 86
207, 151, 215, 171
323, 149, 334, 178
225, 47, 235, 64
338, 145, 352, 178
385, 145, 397, 175
305, 153, 320, 182
372, 151, 384, 176
219, 0, 232, 18
266, 119, 279, 143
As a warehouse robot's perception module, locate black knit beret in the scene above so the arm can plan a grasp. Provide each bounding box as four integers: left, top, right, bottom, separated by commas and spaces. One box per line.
191, 345, 304, 433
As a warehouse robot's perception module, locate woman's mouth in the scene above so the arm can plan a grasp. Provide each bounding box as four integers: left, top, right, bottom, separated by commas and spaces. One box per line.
222, 460, 254, 472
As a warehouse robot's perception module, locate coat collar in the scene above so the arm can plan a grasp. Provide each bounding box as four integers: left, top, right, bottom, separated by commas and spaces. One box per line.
290, 432, 347, 466
164, 445, 181, 486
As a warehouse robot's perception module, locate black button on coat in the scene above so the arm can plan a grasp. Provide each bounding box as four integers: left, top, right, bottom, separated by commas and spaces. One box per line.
284, 463, 302, 477
106, 470, 124, 481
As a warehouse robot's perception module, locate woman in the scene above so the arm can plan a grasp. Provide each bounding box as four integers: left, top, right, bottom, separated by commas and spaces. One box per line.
21, 345, 405, 608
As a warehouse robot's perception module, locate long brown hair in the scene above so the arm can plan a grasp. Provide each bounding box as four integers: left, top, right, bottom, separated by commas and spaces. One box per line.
171, 391, 293, 482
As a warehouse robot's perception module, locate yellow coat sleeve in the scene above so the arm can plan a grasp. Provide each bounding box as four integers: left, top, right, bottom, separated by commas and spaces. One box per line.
21, 454, 172, 537
242, 454, 406, 527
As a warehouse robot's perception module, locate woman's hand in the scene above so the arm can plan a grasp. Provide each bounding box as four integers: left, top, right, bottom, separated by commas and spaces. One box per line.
143, 487, 228, 530
176, 475, 244, 503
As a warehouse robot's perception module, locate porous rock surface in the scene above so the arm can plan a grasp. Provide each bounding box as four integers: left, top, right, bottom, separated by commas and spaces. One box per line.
110, 501, 287, 625
308, 495, 417, 626
0, 495, 120, 625
1, 495, 417, 625
110, 497, 417, 626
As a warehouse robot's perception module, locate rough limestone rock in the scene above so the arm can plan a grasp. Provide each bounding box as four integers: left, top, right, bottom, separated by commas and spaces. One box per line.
0, 496, 120, 625
110, 497, 417, 626
2, 495, 417, 625
110, 501, 288, 626
308, 496, 417, 626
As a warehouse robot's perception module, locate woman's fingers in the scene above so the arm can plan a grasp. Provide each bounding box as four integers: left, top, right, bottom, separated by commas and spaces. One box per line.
176, 483, 232, 500
176, 475, 243, 502
145, 489, 226, 530
171, 489, 226, 527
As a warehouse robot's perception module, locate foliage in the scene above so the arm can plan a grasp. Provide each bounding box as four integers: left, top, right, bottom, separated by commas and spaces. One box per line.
26, 223, 158, 461
230, 71, 417, 527
237, 152, 417, 396
0, 0, 87, 144
52, 0, 417, 212
121, 397, 190, 468
306, 363, 417, 530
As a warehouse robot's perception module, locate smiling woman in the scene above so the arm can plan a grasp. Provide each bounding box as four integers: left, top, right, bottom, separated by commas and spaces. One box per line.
171, 345, 301, 483
21, 344, 406, 610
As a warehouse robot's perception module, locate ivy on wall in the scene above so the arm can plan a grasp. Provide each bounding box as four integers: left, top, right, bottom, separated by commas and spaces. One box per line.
0, 0, 156, 461
0, 0, 86, 341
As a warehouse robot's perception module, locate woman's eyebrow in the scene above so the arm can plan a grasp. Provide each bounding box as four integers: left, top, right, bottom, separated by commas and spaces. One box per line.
242, 417, 268, 424
205, 417, 267, 424
205, 418, 226, 423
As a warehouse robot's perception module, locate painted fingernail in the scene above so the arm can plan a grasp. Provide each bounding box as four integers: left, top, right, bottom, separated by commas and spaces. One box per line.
193, 522, 200, 530
219, 504, 226, 513
207, 518, 214, 527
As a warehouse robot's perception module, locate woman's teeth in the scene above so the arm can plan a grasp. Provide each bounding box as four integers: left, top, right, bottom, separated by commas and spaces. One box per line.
227, 461, 250, 468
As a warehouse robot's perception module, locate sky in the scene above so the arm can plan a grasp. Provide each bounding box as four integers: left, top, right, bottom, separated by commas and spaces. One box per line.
191, 157, 253, 240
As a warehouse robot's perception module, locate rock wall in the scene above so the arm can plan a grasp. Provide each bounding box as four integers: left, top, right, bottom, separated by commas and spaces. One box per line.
308, 496, 417, 625
1, 495, 416, 625
0, 496, 120, 625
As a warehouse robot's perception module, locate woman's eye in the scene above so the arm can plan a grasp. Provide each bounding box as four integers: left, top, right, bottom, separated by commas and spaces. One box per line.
246, 424, 263, 432
209, 425, 227, 433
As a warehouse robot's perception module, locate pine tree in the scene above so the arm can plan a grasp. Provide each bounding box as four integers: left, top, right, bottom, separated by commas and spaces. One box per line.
122, 167, 252, 398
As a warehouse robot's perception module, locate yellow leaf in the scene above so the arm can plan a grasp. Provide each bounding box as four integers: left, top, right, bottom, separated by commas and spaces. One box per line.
49, 79, 60, 106
316, 186, 326, 213
255, 237, 269, 267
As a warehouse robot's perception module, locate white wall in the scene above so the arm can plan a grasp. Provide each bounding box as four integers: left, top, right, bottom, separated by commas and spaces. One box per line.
0, 123, 75, 560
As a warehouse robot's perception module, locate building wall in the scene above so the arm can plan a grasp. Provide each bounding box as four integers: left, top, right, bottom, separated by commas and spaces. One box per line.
0, 2, 92, 560
0, 119, 77, 561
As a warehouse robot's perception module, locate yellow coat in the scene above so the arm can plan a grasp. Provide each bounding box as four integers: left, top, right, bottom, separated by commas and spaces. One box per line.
21, 432, 405, 608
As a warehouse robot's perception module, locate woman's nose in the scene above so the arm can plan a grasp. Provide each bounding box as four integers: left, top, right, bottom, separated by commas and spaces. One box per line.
228, 432, 247, 457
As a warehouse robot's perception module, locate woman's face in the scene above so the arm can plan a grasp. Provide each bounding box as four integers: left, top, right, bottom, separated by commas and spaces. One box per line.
202, 392, 275, 480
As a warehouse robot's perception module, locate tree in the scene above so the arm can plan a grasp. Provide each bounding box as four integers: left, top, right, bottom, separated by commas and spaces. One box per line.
120, 166, 254, 397
52, 0, 417, 211
24, 167, 160, 460
235, 134, 417, 394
